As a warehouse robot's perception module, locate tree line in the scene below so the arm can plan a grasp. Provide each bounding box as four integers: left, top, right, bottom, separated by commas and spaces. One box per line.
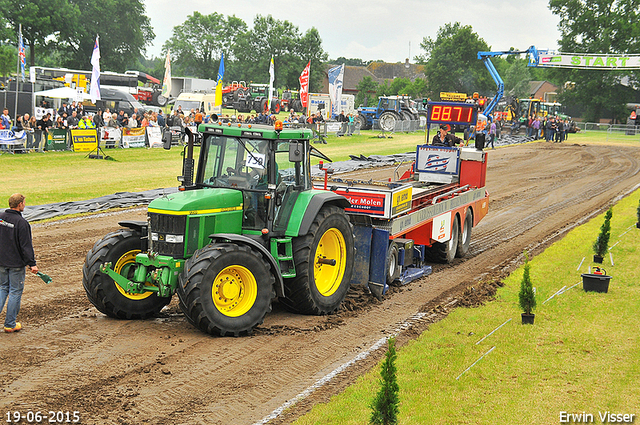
1, 0, 639, 122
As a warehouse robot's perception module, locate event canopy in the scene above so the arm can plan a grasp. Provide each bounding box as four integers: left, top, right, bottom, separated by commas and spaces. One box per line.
34, 86, 93, 101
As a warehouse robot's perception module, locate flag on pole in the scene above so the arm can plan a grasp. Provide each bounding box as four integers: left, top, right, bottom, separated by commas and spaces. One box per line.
161, 50, 172, 98
18, 25, 26, 82
268, 57, 275, 111
328, 64, 345, 119
299, 60, 311, 114
214, 52, 225, 108
89, 36, 101, 103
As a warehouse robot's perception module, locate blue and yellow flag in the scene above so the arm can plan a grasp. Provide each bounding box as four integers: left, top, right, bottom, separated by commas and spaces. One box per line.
214, 53, 225, 108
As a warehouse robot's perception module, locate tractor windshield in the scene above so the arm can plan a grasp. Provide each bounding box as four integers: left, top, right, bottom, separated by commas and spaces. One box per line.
198, 135, 269, 190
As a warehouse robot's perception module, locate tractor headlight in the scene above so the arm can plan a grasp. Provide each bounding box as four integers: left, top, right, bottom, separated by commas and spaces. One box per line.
150, 232, 184, 243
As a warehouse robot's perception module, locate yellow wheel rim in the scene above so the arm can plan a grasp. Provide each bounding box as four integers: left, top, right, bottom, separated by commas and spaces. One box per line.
212, 265, 257, 317
114, 249, 153, 300
314, 228, 347, 297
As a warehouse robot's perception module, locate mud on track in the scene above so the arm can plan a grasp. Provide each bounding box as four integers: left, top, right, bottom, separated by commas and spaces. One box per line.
1, 142, 639, 425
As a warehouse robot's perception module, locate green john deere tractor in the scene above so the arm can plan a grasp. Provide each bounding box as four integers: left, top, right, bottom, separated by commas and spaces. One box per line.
82, 122, 354, 336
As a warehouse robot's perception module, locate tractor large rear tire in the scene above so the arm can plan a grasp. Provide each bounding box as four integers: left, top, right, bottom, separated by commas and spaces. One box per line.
281, 205, 354, 315
82, 229, 170, 319
177, 243, 274, 336
379, 111, 398, 132
426, 214, 460, 263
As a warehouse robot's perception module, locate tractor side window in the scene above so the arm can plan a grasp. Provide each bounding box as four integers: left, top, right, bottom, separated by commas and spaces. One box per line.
273, 141, 307, 231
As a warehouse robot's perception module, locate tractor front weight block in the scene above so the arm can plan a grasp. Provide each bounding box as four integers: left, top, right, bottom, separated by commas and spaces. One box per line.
100, 253, 184, 298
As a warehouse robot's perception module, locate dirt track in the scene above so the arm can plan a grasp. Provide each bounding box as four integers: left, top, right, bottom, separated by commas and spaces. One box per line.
1, 141, 640, 425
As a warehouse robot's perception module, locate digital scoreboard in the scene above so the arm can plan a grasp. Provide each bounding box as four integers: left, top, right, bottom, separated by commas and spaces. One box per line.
427, 101, 478, 127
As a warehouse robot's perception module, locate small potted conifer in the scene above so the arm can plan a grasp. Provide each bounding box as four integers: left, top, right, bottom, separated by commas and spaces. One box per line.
518, 251, 536, 325
592, 208, 612, 264
636, 199, 640, 228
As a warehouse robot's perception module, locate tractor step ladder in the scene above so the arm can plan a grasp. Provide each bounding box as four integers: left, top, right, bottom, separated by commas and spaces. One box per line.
271, 238, 296, 278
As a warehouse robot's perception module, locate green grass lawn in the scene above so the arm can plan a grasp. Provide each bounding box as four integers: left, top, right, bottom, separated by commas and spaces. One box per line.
293, 192, 640, 425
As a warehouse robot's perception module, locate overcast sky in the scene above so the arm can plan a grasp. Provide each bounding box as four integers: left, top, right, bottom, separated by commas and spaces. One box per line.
142, 0, 561, 62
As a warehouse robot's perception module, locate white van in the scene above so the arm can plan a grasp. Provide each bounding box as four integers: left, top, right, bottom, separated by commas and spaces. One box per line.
173, 92, 221, 116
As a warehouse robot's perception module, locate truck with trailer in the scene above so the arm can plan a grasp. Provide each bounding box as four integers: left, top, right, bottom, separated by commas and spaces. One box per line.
82, 101, 489, 336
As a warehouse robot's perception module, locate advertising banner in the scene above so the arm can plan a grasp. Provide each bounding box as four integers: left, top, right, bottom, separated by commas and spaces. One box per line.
416, 145, 460, 175
537, 52, 640, 69
121, 127, 146, 148
71, 129, 98, 152
46, 129, 68, 151
101, 127, 121, 148
147, 127, 163, 148
328, 64, 344, 119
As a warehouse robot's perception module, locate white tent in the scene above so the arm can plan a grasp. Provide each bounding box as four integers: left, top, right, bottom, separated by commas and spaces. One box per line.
34, 86, 92, 101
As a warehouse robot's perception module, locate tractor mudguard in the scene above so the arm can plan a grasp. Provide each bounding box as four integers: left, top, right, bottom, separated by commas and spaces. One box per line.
118, 220, 148, 251
208, 233, 285, 298
296, 191, 350, 236
118, 220, 148, 232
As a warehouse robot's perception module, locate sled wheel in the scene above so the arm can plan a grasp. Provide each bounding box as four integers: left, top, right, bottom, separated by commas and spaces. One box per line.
456, 209, 473, 258
281, 205, 354, 315
386, 243, 401, 285
426, 214, 460, 264
82, 229, 170, 320
177, 243, 274, 336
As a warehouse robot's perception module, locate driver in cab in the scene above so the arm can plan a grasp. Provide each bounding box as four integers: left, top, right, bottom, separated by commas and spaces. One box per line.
432, 124, 464, 147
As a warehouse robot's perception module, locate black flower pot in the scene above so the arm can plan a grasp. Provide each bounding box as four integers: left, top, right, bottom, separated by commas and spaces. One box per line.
521, 313, 535, 325
593, 254, 604, 264
581, 273, 612, 293
636, 222, 640, 229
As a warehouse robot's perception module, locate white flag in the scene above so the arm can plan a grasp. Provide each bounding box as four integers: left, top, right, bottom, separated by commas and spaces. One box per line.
268, 57, 274, 111
328, 64, 345, 119
89, 36, 101, 103
162, 50, 172, 98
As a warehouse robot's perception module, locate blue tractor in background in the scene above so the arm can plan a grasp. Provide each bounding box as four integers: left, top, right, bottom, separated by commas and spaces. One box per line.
355, 95, 426, 132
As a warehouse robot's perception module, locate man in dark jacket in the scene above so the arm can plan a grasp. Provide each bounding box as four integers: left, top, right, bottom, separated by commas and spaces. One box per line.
0, 193, 38, 333
432, 124, 463, 147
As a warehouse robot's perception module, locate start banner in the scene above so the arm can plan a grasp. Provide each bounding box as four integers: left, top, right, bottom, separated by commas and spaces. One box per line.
70, 129, 98, 152
122, 127, 146, 148
537, 52, 640, 69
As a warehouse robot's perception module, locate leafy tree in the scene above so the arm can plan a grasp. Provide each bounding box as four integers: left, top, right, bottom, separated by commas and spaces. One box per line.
0, 0, 79, 66
549, 0, 640, 122
332, 57, 372, 67
0, 45, 16, 78
163, 12, 246, 79
416, 22, 493, 98
52, 0, 154, 72
370, 337, 399, 425
356, 75, 378, 107
503, 59, 532, 99
233, 15, 326, 91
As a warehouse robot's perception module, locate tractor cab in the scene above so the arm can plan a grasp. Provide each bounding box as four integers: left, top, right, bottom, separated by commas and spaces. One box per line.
192, 123, 326, 234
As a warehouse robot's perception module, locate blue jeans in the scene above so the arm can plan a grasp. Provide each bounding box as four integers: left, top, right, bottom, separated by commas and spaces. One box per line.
0, 266, 26, 328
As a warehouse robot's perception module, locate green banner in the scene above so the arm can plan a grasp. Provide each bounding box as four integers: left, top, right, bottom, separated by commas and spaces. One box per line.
46, 129, 68, 151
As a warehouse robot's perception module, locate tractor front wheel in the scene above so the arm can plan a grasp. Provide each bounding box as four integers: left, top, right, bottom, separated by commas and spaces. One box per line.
177, 243, 274, 336
82, 229, 170, 319
281, 205, 354, 315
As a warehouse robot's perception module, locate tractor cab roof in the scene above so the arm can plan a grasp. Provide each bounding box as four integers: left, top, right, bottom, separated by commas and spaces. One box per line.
199, 121, 313, 141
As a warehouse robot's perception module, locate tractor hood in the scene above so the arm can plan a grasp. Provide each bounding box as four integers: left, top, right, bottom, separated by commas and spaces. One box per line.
148, 188, 244, 214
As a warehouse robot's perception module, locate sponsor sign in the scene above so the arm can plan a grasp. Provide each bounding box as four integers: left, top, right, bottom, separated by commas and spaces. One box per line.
121, 127, 146, 148
343, 190, 387, 216
432, 211, 452, 242
147, 127, 163, 148
71, 129, 98, 152
537, 53, 640, 69
101, 127, 121, 148
392, 187, 412, 216
416, 145, 460, 175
